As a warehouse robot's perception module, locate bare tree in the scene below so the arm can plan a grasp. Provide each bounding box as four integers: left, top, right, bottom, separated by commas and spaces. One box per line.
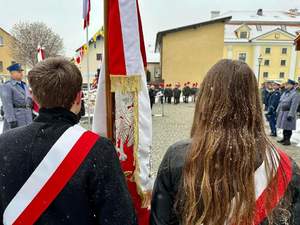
10, 22, 64, 67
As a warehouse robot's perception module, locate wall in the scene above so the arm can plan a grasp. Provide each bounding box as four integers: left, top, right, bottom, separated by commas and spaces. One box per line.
161, 22, 225, 85
77, 37, 104, 84
0, 28, 15, 81
147, 62, 160, 83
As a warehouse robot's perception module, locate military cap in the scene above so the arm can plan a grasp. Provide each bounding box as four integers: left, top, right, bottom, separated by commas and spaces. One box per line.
7, 63, 24, 72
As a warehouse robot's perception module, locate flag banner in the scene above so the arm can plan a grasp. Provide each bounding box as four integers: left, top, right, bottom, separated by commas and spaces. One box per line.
83, 0, 91, 29
93, 0, 152, 223
37, 45, 45, 62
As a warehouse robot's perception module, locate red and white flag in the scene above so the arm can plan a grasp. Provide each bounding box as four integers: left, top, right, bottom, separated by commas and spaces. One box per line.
37, 45, 45, 62
92, 0, 152, 224
83, 0, 91, 29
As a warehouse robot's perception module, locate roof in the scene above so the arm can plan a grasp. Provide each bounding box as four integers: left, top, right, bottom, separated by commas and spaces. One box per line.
250, 28, 296, 41
220, 9, 300, 25
225, 24, 300, 42
155, 16, 232, 52
0, 27, 13, 37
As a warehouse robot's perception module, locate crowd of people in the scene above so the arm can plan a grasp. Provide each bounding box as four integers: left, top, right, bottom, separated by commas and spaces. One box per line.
0, 59, 299, 225
148, 82, 200, 109
262, 80, 300, 146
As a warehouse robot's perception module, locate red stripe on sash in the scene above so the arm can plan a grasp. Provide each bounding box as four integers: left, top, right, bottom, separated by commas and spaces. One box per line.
13, 131, 99, 225
254, 150, 293, 225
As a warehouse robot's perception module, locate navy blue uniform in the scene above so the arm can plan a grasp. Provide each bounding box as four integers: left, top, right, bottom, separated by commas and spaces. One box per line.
266, 90, 281, 135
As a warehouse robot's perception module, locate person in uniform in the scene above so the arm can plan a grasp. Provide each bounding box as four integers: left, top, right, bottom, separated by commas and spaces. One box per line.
158, 84, 165, 104
149, 85, 156, 109
167, 84, 173, 104
173, 83, 181, 105
277, 79, 300, 146
191, 83, 197, 103
0, 63, 33, 133
265, 81, 281, 137
164, 84, 170, 103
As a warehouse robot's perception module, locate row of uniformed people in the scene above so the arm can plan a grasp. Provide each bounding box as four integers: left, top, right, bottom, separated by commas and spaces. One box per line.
264, 79, 300, 146
148, 83, 200, 107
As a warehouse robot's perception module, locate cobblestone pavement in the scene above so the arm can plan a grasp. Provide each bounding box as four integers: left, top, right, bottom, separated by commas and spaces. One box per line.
151, 102, 300, 176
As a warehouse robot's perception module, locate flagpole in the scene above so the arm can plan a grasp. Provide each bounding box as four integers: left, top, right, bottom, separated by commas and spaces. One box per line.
86, 26, 91, 129
104, 0, 114, 140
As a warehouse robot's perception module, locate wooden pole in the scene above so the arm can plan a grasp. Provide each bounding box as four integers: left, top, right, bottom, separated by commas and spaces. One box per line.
86, 26, 91, 129
104, 0, 114, 140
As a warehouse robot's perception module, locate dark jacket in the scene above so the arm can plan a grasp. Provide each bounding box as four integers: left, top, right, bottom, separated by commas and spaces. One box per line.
182, 87, 191, 97
150, 140, 300, 225
267, 90, 281, 115
173, 88, 181, 98
149, 89, 156, 103
261, 88, 270, 106
0, 108, 137, 225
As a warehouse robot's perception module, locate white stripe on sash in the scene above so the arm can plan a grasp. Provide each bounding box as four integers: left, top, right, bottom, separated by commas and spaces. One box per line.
3, 125, 86, 225
254, 149, 280, 200
226, 149, 281, 225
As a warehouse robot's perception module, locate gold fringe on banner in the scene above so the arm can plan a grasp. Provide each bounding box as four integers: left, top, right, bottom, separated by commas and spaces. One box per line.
110, 75, 141, 93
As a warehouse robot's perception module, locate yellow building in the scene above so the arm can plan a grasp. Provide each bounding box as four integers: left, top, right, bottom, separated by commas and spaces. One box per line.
222, 9, 300, 84
75, 30, 104, 87
0, 27, 16, 82
155, 17, 231, 85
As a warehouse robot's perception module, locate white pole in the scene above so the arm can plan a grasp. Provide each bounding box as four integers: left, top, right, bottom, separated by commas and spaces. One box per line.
86, 27, 91, 129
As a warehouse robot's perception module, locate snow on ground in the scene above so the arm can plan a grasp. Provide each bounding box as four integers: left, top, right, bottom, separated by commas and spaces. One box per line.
0, 120, 3, 135
277, 119, 300, 147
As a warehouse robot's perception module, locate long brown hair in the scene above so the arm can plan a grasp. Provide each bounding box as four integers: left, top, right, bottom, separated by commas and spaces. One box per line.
177, 59, 280, 225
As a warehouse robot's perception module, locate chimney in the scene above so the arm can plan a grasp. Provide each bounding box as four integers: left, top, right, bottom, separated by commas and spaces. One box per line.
211, 11, 221, 19
257, 9, 263, 16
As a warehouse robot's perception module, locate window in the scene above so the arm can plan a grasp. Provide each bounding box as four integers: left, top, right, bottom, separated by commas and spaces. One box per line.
280, 72, 285, 78
256, 25, 262, 31
0, 61, 3, 72
96, 53, 102, 61
263, 72, 269, 78
264, 60, 270, 66
240, 31, 248, 39
0, 36, 3, 46
282, 48, 287, 54
281, 60, 286, 66
265, 48, 271, 54
238, 53, 247, 62
281, 25, 287, 31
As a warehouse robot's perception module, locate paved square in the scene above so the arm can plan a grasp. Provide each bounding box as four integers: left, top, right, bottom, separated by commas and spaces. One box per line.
151, 102, 300, 176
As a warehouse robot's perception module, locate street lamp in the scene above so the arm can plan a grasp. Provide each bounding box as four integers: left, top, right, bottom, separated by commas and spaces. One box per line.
258, 55, 263, 85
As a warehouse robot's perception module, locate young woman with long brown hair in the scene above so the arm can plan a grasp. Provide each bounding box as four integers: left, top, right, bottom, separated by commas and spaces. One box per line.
150, 59, 300, 225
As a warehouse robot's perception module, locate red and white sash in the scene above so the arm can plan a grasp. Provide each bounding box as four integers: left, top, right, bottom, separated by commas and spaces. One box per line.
3, 125, 99, 225
253, 149, 292, 224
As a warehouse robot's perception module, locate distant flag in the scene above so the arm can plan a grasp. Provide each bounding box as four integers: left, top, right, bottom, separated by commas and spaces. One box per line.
83, 0, 91, 29
37, 45, 45, 62
93, 0, 152, 224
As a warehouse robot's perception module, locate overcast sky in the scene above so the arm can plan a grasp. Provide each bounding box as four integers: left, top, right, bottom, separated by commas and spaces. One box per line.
0, 0, 299, 57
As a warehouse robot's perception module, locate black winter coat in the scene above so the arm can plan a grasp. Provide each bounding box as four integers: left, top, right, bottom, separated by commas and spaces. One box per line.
0, 107, 137, 225
150, 140, 300, 225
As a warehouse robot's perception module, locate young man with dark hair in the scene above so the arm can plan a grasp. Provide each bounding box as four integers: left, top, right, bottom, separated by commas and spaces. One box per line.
0, 57, 137, 225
